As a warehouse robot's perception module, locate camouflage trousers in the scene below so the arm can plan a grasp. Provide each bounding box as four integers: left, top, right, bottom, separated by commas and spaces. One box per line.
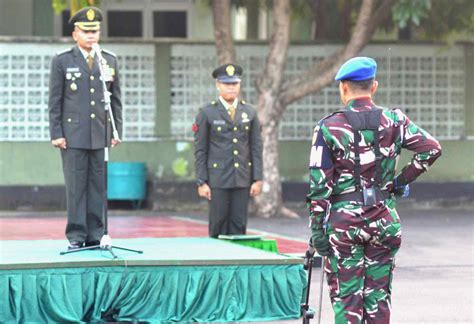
325, 202, 402, 324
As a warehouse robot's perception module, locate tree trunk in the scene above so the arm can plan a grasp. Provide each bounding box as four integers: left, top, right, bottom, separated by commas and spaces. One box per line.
211, 0, 396, 218
253, 118, 282, 218
252, 0, 292, 219
279, 0, 396, 106
212, 0, 235, 64
312, 0, 328, 40
253, 100, 300, 219
340, 0, 353, 40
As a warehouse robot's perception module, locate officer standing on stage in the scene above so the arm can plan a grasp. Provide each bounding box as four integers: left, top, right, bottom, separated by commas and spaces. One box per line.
193, 64, 263, 238
306, 57, 441, 323
48, 7, 122, 250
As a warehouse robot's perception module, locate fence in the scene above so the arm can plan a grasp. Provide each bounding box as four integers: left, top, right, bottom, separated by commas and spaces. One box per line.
0, 43, 156, 141
0, 42, 467, 142
170, 43, 466, 140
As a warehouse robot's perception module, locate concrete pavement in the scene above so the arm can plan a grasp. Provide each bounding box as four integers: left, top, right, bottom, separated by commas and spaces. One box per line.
247, 204, 474, 323
183, 202, 473, 323
1, 202, 472, 323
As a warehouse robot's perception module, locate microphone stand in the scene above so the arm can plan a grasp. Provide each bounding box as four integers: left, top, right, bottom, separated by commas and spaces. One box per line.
61, 44, 143, 258
301, 245, 316, 323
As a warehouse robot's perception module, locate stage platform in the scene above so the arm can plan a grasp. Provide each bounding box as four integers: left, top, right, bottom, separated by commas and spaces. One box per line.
0, 238, 307, 323
0, 214, 308, 254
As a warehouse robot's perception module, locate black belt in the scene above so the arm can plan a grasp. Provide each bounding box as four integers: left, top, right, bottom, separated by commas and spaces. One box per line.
330, 190, 391, 204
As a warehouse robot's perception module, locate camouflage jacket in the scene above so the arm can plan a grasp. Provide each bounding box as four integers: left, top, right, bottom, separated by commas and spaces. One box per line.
307, 97, 442, 227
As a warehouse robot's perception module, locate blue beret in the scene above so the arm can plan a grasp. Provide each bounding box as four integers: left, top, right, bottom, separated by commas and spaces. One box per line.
335, 57, 377, 81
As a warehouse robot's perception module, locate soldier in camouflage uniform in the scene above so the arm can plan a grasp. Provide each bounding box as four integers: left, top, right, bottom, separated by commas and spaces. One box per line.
307, 57, 441, 323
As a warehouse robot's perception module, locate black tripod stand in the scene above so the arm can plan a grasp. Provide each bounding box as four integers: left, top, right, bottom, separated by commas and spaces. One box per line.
61, 44, 143, 259
301, 245, 325, 324
301, 247, 316, 324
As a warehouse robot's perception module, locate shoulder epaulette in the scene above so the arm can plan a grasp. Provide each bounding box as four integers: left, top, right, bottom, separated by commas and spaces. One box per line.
316, 110, 344, 127
323, 110, 344, 120
56, 48, 72, 56
101, 49, 117, 57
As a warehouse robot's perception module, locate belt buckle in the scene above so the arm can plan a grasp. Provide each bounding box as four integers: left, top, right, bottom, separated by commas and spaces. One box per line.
363, 188, 377, 206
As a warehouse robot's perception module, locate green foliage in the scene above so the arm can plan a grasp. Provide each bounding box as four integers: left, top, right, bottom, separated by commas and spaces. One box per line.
392, 0, 431, 28
171, 158, 190, 178
51, 0, 67, 15
204, 0, 473, 40
51, 0, 100, 16
416, 0, 474, 38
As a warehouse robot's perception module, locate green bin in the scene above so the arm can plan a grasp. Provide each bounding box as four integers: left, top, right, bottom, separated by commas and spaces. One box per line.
107, 162, 146, 201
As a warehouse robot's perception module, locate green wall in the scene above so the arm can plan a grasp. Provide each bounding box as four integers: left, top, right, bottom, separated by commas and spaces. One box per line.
191, 0, 215, 40
465, 43, 474, 136
279, 140, 474, 182
0, 141, 194, 185
33, 0, 54, 36
0, 0, 33, 36
0, 140, 471, 185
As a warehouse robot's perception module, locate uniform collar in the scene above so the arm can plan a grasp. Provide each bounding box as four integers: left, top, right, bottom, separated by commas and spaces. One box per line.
346, 96, 374, 110
218, 96, 238, 111
77, 45, 96, 60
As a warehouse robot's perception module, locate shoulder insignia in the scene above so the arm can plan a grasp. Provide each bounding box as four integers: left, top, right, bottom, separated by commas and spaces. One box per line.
101, 49, 117, 57
314, 110, 345, 129
211, 101, 217, 105
240, 100, 246, 105
56, 48, 72, 56
321, 110, 343, 122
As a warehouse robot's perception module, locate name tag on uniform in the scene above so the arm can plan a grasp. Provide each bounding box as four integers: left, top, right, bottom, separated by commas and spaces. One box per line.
66, 67, 80, 72
213, 120, 226, 125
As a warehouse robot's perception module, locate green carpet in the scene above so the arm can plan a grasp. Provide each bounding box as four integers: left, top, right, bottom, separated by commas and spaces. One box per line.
0, 238, 299, 269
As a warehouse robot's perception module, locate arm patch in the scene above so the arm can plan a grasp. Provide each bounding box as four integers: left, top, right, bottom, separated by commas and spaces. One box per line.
309, 128, 333, 169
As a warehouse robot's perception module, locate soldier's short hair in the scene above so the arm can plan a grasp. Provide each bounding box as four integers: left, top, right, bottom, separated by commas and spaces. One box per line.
345, 78, 374, 91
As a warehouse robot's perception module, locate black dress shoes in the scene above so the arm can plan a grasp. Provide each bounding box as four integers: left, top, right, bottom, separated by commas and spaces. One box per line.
68, 241, 84, 250
85, 240, 100, 247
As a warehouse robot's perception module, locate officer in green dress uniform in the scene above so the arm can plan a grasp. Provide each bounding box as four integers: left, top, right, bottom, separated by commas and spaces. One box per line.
193, 64, 263, 238
48, 7, 122, 250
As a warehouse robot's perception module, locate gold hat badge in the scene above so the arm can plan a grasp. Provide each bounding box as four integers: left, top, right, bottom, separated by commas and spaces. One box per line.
86, 9, 95, 21
226, 65, 235, 76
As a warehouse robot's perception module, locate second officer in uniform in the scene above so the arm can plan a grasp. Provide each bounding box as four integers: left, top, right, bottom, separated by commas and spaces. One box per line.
194, 64, 263, 238
48, 7, 122, 249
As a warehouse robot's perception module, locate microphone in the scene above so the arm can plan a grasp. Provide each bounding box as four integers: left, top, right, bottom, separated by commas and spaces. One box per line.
92, 43, 105, 64
91, 43, 101, 53
303, 242, 315, 270
90, 43, 121, 142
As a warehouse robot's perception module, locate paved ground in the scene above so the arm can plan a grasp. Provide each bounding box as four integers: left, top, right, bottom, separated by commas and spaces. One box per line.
1, 202, 472, 323
184, 202, 474, 323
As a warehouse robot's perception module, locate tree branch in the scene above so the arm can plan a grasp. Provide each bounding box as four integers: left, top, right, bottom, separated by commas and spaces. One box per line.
279, 0, 396, 106
212, 0, 235, 64
280, 205, 300, 219
256, 0, 291, 124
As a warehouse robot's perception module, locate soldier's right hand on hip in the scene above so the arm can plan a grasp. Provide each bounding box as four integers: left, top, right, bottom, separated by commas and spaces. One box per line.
392, 177, 410, 198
